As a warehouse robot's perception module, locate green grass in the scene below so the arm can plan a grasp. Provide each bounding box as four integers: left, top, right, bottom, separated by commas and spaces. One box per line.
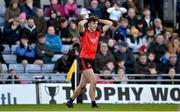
0, 104, 179, 111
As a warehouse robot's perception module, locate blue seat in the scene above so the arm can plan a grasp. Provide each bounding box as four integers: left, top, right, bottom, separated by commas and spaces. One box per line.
3, 54, 17, 64
61, 45, 72, 54
25, 64, 42, 73
46, 73, 66, 82
11, 45, 18, 54
2, 44, 11, 54
9, 64, 25, 73
42, 64, 55, 73
51, 54, 63, 62
1, 64, 8, 73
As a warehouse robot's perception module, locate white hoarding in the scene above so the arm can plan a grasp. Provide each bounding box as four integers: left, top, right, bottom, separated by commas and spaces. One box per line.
0, 84, 36, 105
39, 84, 180, 104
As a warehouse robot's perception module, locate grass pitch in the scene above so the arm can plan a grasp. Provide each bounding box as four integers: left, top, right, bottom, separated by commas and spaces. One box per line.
0, 104, 179, 111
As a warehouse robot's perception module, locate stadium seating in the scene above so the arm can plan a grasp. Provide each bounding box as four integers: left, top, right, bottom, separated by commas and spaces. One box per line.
61, 45, 72, 54
3, 54, 17, 64
48, 73, 66, 82
2, 44, 11, 54
51, 54, 63, 62
25, 64, 42, 73
42, 64, 55, 73
9, 64, 25, 73
2, 64, 8, 73
11, 45, 18, 54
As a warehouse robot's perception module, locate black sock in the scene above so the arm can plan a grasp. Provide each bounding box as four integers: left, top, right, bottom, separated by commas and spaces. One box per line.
69, 98, 74, 104
92, 101, 96, 105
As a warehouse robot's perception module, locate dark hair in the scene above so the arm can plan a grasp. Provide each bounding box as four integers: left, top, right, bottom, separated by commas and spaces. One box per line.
37, 33, 45, 39
138, 52, 147, 57
87, 16, 98, 23
119, 18, 128, 23
70, 19, 78, 25
60, 17, 68, 23
118, 66, 125, 71
146, 27, 154, 32
147, 63, 156, 69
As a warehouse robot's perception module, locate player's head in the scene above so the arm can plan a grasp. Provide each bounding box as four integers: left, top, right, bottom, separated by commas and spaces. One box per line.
87, 16, 98, 32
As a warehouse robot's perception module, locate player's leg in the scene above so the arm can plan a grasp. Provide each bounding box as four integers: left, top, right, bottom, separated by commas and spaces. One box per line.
66, 73, 88, 108
71, 73, 88, 100
84, 69, 98, 108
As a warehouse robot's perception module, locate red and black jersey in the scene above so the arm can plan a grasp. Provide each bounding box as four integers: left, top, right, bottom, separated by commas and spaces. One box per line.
80, 30, 101, 59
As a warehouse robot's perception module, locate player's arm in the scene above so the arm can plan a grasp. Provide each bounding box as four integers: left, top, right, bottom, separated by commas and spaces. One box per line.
98, 19, 113, 33
78, 19, 88, 33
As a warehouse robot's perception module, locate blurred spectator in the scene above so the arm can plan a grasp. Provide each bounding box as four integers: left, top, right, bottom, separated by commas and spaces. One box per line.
142, 27, 155, 48
3, 17, 22, 45
45, 26, 62, 53
114, 66, 128, 84
134, 52, 149, 74
5, 0, 21, 23
22, 18, 38, 43
142, 9, 153, 28
45, 0, 64, 17
33, 8, 47, 34
146, 63, 158, 84
134, 52, 151, 83
148, 34, 168, 64
163, 53, 180, 74
154, 18, 163, 36
126, 8, 138, 27
116, 59, 125, 69
158, 51, 170, 73
18, 12, 27, 27
59, 17, 71, 44
21, 0, 37, 18
163, 67, 179, 84
64, 0, 78, 18
6, 69, 20, 84
113, 41, 135, 73
4, 0, 29, 8
115, 18, 130, 41
88, 0, 103, 19
35, 33, 54, 64
164, 28, 173, 43
126, 27, 144, 53
122, 0, 137, 11
107, 2, 127, 22
168, 37, 180, 62
101, 0, 112, 19
68, 20, 80, 42
16, 37, 38, 65
107, 38, 116, 53
54, 54, 69, 73
47, 9, 60, 34
54, 41, 80, 73
135, 19, 146, 37
95, 42, 115, 73
96, 60, 115, 84
147, 52, 156, 67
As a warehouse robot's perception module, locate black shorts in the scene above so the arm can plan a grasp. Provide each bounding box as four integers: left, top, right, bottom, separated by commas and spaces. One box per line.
79, 58, 95, 72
